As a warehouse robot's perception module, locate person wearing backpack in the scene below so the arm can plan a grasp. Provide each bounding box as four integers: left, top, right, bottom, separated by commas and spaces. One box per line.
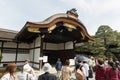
75, 59, 86, 80
94, 58, 106, 80
75, 64, 84, 80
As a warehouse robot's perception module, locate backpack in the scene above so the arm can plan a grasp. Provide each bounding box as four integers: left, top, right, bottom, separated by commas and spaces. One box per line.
88, 66, 93, 78
75, 69, 84, 80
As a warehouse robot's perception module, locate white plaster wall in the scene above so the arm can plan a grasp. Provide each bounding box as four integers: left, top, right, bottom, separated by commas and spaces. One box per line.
34, 49, 40, 63
17, 54, 29, 61
29, 49, 34, 62
65, 41, 73, 49
43, 43, 46, 49
75, 43, 84, 47
17, 53, 29, 66
34, 64, 39, 69
57, 43, 64, 50
4, 42, 17, 48
46, 43, 58, 50
35, 37, 41, 47
29, 42, 34, 48
29, 37, 41, 69
33, 48, 40, 68
19, 43, 29, 48
1, 41, 30, 66
2, 53, 29, 65
2, 53, 16, 61
0, 42, 2, 47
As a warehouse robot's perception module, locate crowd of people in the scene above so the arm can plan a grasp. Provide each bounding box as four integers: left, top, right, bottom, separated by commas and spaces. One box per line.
94, 58, 120, 80
0, 57, 120, 80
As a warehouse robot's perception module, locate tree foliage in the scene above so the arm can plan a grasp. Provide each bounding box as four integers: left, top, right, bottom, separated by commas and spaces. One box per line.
76, 25, 120, 58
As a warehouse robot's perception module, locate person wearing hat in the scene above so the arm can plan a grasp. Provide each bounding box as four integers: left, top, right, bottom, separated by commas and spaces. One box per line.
38, 63, 57, 80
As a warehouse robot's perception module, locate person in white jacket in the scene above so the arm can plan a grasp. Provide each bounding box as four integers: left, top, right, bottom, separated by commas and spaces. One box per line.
0, 63, 17, 80
22, 59, 35, 80
23, 59, 35, 76
83, 61, 89, 80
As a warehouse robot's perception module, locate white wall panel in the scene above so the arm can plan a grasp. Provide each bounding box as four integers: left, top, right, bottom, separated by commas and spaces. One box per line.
34, 49, 40, 63
29, 42, 34, 48
17, 53, 29, 66
4, 42, 17, 48
65, 41, 73, 49
33, 48, 40, 68
19, 43, 29, 48
43, 43, 46, 49
0, 42, 2, 47
35, 37, 41, 47
46, 43, 58, 50
29, 49, 34, 62
2, 53, 16, 61
34, 64, 39, 69
17, 54, 29, 61
57, 43, 64, 50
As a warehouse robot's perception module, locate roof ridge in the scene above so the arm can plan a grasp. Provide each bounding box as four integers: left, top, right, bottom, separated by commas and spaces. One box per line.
0, 28, 18, 33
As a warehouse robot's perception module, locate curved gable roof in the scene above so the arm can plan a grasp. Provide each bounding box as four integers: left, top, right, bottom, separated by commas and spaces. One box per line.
15, 9, 93, 43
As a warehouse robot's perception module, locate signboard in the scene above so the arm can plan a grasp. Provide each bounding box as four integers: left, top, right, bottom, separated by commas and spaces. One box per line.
43, 56, 48, 62
69, 59, 75, 66
39, 57, 43, 60
39, 56, 48, 63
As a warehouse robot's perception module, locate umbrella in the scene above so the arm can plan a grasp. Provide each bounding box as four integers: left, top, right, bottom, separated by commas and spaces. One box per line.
76, 55, 89, 62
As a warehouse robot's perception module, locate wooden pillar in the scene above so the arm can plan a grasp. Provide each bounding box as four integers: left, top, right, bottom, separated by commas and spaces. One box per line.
15, 42, 19, 63
45, 42, 46, 50
73, 41, 76, 57
39, 35, 44, 70
64, 43, 66, 50
0, 41, 4, 62
1, 41, 4, 53
73, 41, 75, 50
32, 40, 35, 67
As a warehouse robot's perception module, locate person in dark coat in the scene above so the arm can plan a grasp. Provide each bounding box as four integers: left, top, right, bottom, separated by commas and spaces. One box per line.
56, 58, 62, 78
105, 61, 120, 80
38, 63, 57, 80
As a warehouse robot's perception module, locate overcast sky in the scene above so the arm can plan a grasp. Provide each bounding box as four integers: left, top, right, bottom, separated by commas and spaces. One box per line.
0, 0, 120, 35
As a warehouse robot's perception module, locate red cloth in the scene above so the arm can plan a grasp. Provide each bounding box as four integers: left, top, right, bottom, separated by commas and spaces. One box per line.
105, 68, 120, 80
94, 65, 106, 80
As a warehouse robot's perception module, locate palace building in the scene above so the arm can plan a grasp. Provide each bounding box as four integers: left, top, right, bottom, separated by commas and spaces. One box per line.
0, 9, 93, 69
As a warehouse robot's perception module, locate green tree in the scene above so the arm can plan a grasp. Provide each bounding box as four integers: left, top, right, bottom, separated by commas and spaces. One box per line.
95, 25, 114, 46
75, 25, 120, 58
